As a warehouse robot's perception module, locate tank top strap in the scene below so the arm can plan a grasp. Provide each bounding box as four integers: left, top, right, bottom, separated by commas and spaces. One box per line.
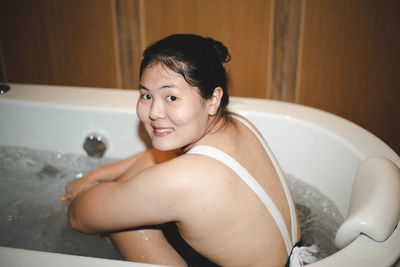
187, 145, 293, 255
230, 113, 298, 244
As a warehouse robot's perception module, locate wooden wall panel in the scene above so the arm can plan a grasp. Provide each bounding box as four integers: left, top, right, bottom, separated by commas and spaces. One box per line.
138, 0, 274, 98
2, 0, 398, 154
0, 0, 121, 88
296, 0, 400, 153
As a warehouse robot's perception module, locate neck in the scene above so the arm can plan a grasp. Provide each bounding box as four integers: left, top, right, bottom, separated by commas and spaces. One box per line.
181, 111, 232, 153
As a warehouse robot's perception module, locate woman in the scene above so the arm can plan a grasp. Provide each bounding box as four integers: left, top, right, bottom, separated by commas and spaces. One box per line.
62, 34, 306, 267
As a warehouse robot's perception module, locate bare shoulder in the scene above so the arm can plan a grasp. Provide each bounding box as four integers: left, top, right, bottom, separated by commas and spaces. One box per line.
149, 152, 230, 186
133, 152, 232, 206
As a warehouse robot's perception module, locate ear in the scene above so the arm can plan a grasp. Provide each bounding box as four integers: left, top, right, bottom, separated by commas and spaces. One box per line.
207, 87, 223, 116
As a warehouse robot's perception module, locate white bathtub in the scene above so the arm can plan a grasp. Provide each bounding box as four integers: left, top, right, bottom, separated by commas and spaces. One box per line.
0, 84, 399, 267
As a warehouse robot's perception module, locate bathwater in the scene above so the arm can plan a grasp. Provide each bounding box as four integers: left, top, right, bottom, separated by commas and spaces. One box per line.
0, 146, 122, 259
286, 174, 343, 259
0, 146, 343, 261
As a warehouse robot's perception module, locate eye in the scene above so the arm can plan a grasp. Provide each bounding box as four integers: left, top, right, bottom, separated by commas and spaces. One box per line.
141, 93, 151, 100
166, 95, 177, 102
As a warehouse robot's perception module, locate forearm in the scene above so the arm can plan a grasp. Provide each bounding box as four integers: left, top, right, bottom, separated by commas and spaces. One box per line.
88, 153, 143, 182
61, 151, 147, 204
65, 149, 181, 216
115, 148, 182, 182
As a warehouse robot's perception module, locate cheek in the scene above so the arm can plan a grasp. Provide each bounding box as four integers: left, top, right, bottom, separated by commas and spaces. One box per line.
136, 102, 149, 121
168, 104, 208, 132
167, 104, 199, 126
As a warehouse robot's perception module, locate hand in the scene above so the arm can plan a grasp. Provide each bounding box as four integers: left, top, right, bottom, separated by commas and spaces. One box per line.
60, 176, 98, 205
100, 233, 112, 244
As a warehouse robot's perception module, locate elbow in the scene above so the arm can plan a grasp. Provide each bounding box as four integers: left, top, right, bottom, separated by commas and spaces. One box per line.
68, 203, 97, 235
68, 205, 80, 231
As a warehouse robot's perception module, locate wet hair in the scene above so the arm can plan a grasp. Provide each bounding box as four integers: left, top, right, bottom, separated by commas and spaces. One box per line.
139, 34, 231, 117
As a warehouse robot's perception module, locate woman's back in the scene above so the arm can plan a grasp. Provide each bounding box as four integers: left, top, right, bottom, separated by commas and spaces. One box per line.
165, 116, 300, 266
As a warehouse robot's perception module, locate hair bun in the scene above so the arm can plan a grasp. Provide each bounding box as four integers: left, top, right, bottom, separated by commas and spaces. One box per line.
207, 38, 231, 63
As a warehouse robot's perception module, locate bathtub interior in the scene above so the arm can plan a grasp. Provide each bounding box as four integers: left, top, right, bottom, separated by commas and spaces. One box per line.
1, 84, 400, 266
0, 86, 147, 158
242, 112, 360, 216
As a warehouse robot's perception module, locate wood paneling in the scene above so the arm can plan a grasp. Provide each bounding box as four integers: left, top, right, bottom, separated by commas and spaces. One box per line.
1, 0, 398, 154
0, 0, 121, 88
296, 0, 400, 153
138, 0, 274, 98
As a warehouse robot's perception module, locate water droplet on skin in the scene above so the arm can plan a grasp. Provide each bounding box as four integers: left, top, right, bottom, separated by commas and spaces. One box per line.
139, 230, 150, 241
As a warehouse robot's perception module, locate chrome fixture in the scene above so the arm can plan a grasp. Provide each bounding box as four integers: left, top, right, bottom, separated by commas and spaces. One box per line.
0, 84, 10, 95
83, 133, 107, 157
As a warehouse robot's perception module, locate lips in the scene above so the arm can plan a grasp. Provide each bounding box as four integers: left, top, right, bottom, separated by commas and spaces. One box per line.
152, 126, 174, 136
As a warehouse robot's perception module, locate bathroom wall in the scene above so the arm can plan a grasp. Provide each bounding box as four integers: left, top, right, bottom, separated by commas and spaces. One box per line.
296, 0, 400, 155
123, 0, 275, 99
0, 0, 121, 88
0, 0, 399, 154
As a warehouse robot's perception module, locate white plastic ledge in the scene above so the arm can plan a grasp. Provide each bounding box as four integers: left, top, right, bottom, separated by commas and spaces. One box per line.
335, 156, 400, 248
309, 156, 400, 267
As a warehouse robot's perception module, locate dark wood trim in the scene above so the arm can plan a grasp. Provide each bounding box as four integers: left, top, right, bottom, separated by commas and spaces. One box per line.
115, 0, 143, 89
270, 0, 302, 101
0, 45, 6, 82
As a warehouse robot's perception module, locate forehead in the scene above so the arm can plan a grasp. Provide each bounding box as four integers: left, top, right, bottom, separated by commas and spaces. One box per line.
141, 63, 183, 84
140, 63, 201, 95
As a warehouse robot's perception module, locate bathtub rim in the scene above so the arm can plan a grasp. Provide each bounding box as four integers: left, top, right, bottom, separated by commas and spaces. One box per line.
1, 83, 399, 166
3, 83, 399, 180
0, 246, 165, 267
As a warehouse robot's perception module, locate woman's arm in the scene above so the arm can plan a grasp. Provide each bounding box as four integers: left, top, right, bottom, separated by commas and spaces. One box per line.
60, 153, 144, 204
67, 157, 190, 235
60, 149, 181, 204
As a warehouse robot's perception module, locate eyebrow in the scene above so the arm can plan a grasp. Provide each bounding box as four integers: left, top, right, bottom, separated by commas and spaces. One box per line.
139, 83, 178, 91
138, 84, 149, 91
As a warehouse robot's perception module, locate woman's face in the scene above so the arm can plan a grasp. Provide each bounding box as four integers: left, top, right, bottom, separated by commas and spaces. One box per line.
136, 63, 212, 151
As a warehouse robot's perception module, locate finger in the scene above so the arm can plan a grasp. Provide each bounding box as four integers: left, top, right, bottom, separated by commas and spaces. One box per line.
59, 195, 70, 205
59, 194, 73, 204
59, 195, 67, 202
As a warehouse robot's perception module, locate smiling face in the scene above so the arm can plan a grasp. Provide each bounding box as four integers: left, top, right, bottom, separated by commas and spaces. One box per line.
136, 63, 214, 151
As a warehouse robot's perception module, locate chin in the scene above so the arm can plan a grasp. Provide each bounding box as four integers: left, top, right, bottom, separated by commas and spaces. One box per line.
151, 139, 180, 152
152, 145, 172, 151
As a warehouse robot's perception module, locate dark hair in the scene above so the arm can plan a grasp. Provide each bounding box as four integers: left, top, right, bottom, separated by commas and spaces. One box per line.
139, 34, 231, 113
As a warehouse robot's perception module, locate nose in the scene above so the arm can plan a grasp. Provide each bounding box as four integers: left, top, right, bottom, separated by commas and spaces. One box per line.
149, 100, 164, 121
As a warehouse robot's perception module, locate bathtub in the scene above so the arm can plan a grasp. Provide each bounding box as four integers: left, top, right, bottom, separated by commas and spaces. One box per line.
0, 83, 399, 267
